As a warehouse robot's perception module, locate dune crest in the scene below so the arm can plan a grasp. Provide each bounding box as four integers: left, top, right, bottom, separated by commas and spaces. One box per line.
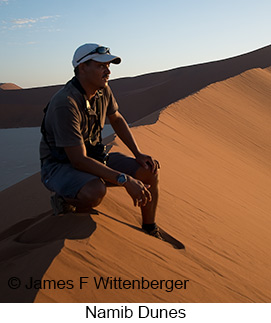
0, 67, 270, 302
0, 45, 270, 128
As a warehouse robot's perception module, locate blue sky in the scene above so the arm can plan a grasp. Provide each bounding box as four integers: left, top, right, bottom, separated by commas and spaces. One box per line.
0, 0, 270, 88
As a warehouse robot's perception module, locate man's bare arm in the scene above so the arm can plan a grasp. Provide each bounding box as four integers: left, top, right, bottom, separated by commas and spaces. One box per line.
108, 111, 159, 173
108, 111, 141, 157
64, 144, 121, 185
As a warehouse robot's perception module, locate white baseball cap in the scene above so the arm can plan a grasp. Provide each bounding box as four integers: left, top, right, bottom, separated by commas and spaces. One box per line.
72, 43, 121, 68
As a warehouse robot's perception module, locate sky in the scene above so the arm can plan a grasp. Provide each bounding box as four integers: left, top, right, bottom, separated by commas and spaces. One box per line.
0, 0, 270, 88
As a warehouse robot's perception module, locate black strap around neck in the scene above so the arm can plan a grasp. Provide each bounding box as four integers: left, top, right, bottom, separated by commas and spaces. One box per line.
71, 76, 86, 95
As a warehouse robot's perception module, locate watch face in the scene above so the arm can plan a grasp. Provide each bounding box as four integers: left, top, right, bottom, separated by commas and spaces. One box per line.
118, 174, 127, 185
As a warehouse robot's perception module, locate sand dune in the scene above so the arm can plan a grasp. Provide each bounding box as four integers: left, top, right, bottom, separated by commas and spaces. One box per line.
0, 45, 270, 128
0, 85, 62, 128
110, 45, 271, 124
0, 83, 22, 90
0, 66, 270, 302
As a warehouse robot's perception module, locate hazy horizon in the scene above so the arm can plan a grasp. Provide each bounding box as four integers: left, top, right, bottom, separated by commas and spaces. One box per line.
1, 43, 270, 90
1, 0, 270, 88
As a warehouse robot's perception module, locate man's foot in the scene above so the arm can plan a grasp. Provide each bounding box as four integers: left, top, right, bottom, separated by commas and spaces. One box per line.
143, 224, 165, 241
50, 193, 76, 216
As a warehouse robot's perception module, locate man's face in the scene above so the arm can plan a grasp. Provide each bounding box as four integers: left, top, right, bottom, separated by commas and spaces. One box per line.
83, 60, 111, 90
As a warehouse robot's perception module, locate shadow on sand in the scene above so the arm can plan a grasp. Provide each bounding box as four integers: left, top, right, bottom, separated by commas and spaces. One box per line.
0, 210, 97, 302
98, 210, 185, 250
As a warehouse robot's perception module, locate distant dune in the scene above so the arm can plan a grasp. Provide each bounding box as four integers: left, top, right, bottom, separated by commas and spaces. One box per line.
0, 45, 270, 128
0, 83, 22, 90
0, 84, 62, 128
0, 63, 270, 302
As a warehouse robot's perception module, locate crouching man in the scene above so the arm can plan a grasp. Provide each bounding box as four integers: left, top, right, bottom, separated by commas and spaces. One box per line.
39, 43, 161, 239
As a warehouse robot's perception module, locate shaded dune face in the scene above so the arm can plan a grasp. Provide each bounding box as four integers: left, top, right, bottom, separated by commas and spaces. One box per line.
0, 47, 271, 303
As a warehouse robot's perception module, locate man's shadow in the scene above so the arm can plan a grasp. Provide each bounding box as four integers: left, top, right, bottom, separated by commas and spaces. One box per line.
0, 210, 97, 303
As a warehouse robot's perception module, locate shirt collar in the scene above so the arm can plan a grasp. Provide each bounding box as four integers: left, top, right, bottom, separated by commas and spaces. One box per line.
71, 77, 103, 99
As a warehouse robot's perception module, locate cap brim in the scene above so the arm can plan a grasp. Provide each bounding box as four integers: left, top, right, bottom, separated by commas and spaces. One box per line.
91, 53, 121, 64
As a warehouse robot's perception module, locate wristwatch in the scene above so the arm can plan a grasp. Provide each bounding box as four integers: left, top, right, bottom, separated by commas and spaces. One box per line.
116, 173, 128, 186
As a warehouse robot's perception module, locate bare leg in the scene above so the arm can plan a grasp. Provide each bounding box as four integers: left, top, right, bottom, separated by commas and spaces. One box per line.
134, 166, 159, 224
65, 178, 106, 212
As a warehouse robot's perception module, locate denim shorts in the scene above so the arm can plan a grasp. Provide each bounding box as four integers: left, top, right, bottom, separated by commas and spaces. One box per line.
40, 152, 140, 199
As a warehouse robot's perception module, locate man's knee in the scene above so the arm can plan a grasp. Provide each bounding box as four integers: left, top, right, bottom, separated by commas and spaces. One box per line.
135, 164, 160, 187
77, 178, 106, 207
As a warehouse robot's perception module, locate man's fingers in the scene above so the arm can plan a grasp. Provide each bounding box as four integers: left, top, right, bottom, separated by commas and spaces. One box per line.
127, 178, 153, 207
146, 158, 155, 172
137, 158, 149, 169
138, 197, 144, 207
147, 158, 161, 174
143, 187, 152, 202
140, 185, 152, 203
133, 188, 152, 207
136, 154, 160, 174
153, 159, 160, 173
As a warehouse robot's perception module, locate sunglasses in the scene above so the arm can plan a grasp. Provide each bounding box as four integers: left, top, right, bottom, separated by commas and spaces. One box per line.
77, 46, 110, 63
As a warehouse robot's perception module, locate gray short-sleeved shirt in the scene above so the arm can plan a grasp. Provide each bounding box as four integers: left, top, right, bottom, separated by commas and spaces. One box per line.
39, 78, 118, 160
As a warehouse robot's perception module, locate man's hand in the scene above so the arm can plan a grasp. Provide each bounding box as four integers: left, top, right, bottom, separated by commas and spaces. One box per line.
108, 112, 160, 174
135, 152, 160, 174
124, 176, 152, 207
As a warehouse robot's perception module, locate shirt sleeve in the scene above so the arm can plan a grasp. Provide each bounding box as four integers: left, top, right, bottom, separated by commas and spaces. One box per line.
105, 86, 119, 116
51, 103, 84, 148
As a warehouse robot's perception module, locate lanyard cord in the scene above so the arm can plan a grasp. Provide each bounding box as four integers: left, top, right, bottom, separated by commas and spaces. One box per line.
71, 77, 102, 144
